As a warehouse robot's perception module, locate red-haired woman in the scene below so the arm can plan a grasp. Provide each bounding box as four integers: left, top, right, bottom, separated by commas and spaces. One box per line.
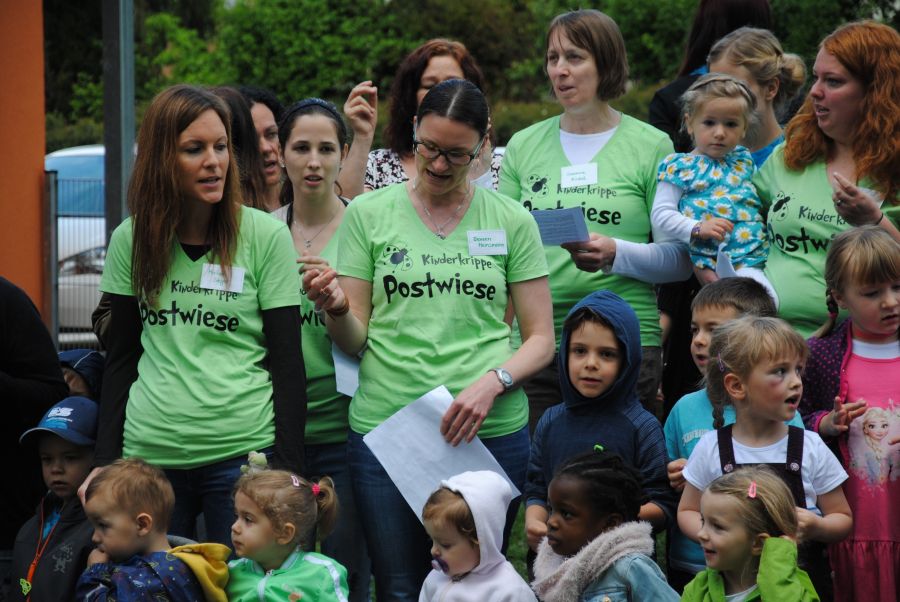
753, 20, 900, 337
90, 85, 306, 547
338, 38, 501, 197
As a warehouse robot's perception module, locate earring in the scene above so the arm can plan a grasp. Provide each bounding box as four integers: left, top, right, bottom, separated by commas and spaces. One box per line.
279, 162, 285, 168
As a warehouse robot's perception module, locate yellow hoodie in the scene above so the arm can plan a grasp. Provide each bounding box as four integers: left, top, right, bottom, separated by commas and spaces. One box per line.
170, 543, 231, 602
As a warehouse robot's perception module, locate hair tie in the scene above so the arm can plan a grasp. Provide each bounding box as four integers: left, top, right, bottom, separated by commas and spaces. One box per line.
290, 474, 301, 488
828, 311, 839, 319
717, 355, 726, 372
593, 444, 605, 453
747, 481, 757, 498
311, 483, 321, 497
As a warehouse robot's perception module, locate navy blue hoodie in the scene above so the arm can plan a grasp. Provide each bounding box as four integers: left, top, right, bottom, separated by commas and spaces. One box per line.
524, 291, 675, 525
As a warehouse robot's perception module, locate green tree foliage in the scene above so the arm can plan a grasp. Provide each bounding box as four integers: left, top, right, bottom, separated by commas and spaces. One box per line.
139, 12, 234, 93
387, 0, 538, 99
602, 0, 697, 82
45, 0, 897, 151
216, 0, 413, 104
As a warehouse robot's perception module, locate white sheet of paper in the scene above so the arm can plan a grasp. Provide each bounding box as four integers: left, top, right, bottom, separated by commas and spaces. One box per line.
715, 245, 739, 278
363, 385, 520, 522
332, 343, 360, 397
532, 207, 590, 246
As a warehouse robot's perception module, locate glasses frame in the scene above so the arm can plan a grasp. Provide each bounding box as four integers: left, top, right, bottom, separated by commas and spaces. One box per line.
412, 132, 486, 167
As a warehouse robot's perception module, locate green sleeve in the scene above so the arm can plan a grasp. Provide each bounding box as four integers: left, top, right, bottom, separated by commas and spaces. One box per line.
255, 214, 303, 310
100, 219, 135, 296
644, 134, 675, 215
505, 203, 549, 283
336, 199, 375, 282
756, 537, 820, 601
751, 145, 783, 213
498, 136, 522, 200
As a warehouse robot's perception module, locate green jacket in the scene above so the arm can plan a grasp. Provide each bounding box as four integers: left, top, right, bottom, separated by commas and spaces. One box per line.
227, 548, 349, 602
681, 538, 819, 601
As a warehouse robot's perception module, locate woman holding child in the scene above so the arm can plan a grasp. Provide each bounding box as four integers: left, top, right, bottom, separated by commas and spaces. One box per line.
92, 84, 306, 547
500, 9, 690, 423
305, 78, 554, 600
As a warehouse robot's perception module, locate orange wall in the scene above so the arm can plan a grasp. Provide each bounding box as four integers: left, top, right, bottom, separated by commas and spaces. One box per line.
0, 2, 46, 311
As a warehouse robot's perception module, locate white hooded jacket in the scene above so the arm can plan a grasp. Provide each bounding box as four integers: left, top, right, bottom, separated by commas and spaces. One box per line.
418, 471, 536, 602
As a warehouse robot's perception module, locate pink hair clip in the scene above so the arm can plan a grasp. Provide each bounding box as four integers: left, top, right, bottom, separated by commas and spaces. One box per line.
290, 474, 301, 487
747, 481, 757, 499
311, 483, 321, 497
717, 355, 726, 372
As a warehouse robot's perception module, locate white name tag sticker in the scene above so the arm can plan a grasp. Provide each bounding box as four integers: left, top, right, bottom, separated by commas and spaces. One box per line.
467, 230, 508, 256
200, 263, 245, 293
561, 163, 598, 188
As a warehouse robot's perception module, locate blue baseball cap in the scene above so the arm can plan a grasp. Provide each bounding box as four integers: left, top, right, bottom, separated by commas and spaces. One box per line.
20, 396, 98, 447
59, 349, 105, 399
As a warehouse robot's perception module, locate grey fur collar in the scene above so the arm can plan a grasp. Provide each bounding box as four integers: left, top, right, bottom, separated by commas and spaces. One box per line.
531, 521, 654, 602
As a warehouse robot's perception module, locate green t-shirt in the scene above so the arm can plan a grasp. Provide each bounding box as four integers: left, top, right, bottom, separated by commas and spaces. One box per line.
100, 206, 302, 467
272, 205, 351, 444
337, 184, 549, 437
753, 146, 892, 337
499, 114, 673, 348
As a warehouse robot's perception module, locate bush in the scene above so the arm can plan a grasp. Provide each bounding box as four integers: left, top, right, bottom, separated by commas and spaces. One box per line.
490, 81, 662, 146
46, 112, 103, 153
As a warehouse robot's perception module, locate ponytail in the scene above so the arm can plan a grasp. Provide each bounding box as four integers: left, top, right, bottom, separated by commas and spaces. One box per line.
311, 475, 339, 540
811, 290, 840, 339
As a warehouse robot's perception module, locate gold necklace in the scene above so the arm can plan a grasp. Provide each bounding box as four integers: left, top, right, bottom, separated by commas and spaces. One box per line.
411, 179, 470, 239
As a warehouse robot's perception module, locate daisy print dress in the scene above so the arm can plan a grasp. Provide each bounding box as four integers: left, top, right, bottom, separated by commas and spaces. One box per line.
658, 146, 767, 271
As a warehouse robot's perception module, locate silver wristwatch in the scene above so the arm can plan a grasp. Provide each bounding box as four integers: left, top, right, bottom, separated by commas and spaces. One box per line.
491, 368, 514, 391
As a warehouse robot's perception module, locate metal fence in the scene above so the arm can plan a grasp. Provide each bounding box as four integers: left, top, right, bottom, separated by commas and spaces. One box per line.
47, 172, 106, 351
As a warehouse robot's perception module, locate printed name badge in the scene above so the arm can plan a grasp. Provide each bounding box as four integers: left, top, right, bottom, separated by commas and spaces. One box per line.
561, 163, 598, 189
467, 230, 507, 256
200, 263, 246, 293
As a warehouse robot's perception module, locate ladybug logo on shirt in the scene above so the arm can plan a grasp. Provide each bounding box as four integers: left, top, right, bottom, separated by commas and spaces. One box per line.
771, 193, 791, 222
528, 174, 549, 197
383, 243, 413, 272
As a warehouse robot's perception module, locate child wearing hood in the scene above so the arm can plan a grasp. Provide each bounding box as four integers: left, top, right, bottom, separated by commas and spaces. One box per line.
524, 291, 675, 552
419, 471, 536, 601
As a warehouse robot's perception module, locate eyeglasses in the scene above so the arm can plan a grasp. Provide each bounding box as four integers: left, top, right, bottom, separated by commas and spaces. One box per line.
412, 136, 485, 166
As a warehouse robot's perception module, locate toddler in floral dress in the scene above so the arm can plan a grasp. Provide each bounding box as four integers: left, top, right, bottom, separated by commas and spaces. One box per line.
651, 73, 775, 303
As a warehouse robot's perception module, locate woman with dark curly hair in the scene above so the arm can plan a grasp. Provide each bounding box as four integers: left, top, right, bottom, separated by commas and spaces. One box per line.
338, 39, 502, 198
753, 20, 900, 336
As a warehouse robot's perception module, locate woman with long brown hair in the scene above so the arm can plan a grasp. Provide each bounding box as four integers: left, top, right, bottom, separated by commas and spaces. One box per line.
90, 84, 306, 547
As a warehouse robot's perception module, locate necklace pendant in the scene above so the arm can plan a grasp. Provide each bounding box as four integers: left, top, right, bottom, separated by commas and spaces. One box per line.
304, 240, 312, 249
437, 232, 446, 240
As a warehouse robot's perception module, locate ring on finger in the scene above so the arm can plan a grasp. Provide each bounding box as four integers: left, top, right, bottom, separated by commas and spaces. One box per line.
834, 199, 843, 206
